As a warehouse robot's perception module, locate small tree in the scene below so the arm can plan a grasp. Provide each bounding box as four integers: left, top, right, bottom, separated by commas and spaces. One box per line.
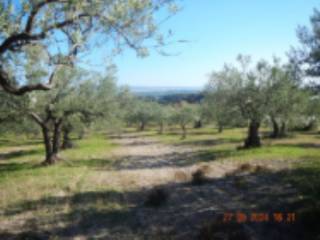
206, 55, 270, 148
28, 67, 117, 165
204, 69, 243, 133
128, 100, 158, 131
153, 103, 174, 134
172, 102, 195, 139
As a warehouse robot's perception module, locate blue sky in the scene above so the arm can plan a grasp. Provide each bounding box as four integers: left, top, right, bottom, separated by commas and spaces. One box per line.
106, 0, 318, 88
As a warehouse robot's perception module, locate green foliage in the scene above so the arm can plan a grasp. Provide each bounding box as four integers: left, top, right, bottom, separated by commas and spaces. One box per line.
170, 102, 196, 138
296, 8, 320, 76
264, 59, 309, 133
0, 0, 179, 94
126, 99, 159, 130
171, 102, 195, 128
0, 89, 30, 134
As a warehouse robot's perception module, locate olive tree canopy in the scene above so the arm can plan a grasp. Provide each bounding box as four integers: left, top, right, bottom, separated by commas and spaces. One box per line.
0, 0, 178, 95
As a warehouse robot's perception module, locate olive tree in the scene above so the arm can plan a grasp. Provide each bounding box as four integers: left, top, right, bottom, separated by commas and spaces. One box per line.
0, 0, 179, 95
28, 67, 117, 165
206, 55, 271, 148
153, 103, 174, 134
128, 100, 158, 131
265, 60, 307, 138
171, 102, 195, 139
204, 69, 243, 133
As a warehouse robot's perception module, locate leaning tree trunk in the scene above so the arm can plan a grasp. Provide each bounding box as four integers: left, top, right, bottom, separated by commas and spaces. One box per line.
270, 117, 279, 138
244, 120, 261, 148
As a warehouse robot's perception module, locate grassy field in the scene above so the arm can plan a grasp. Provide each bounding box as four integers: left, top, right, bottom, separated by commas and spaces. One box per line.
0, 134, 117, 213
0, 127, 319, 239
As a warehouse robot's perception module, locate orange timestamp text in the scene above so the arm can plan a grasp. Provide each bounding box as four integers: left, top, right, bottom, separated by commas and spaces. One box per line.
223, 212, 296, 223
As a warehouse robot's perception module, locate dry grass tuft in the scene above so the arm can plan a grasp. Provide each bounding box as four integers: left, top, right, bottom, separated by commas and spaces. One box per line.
174, 170, 188, 182
238, 163, 253, 172
199, 164, 211, 174
253, 165, 271, 174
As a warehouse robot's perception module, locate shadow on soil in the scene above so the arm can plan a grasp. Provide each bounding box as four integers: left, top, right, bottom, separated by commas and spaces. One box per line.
1, 168, 319, 240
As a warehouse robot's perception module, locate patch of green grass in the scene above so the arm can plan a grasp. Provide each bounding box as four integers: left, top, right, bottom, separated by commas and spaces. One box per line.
151, 127, 320, 163
153, 127, 245, 145
0, 133, 118, 211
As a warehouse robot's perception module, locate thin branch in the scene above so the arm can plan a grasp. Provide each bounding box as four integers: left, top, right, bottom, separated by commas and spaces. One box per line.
25, 0, 66, 33
29, 112, 45, 127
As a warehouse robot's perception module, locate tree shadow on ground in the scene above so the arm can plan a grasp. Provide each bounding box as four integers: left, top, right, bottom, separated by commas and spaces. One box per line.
64, 158, 114, 169
121, 140, 160, 146
111, 148, 237, 170
1, 168, 319, 240
277, 143, 320, 149
165, 131, 220, 137
0, 138, 42, 148
0, 162, 37, 174
108, 132, 157, 140
174, 138, 242, 147
0, 149, 42, 161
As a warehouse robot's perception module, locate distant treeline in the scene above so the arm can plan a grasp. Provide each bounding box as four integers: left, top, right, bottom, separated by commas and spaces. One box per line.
140, 93, 204, 104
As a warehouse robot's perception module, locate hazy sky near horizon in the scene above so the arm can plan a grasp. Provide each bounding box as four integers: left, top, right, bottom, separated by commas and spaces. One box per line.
94, 1, 320, 88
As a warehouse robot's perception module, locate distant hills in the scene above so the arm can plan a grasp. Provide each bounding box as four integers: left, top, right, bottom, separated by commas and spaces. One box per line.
130, 86, 203, 97
129, 86, 204, 103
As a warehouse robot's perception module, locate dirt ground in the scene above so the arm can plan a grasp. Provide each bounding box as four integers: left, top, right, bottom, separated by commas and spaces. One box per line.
91, 132, 302, 240
0, 132, 306, 240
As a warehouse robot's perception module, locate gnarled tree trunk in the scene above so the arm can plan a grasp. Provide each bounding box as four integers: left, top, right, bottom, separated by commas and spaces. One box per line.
30, 112, 63, 165
41, 124, 61, 165
41, 125, 56, 164
244, 120, 261, 148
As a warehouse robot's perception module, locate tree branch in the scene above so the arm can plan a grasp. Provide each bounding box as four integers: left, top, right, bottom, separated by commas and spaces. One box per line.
1, 13, 89, 55
0, 65, 58, 95
29, 112, 45, 127
25, 0, 65, 33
